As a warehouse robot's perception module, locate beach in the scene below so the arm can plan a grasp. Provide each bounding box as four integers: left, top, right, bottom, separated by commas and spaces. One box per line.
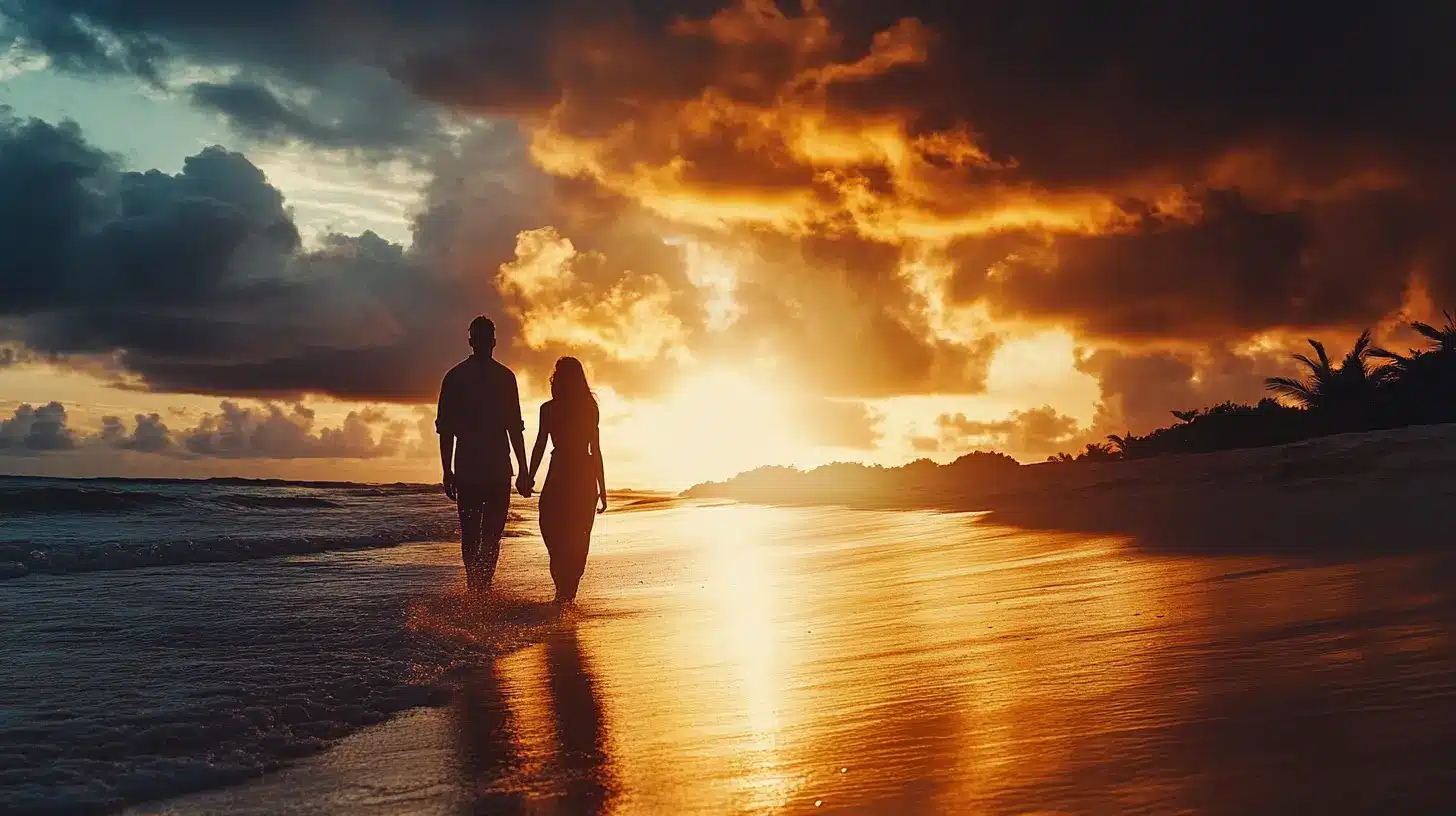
7, 482, 1453, 814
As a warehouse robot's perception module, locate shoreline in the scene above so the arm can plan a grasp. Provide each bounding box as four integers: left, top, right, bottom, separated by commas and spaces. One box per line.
128, 708, 463, 816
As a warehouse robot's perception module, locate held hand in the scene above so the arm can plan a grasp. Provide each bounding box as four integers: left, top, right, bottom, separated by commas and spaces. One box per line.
516, 473, 534, 498
597, 491, 608, 514
443, 472, 457, 501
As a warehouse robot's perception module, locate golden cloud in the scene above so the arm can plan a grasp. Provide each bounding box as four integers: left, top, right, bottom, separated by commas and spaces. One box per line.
498, 226, 690, 362
528, 1, 1125, 245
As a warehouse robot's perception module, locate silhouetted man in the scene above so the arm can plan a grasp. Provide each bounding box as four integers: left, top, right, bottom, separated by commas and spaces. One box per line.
438, 316, 529, 596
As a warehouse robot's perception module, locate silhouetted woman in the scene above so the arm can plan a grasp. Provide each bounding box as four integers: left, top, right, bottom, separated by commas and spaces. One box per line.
524, 357, 606, 602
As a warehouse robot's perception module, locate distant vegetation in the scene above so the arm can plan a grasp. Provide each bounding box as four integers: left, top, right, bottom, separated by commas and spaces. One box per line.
1066, 313, 1456, 463
684, 452, 1020, 501
688, 314, 1456, 499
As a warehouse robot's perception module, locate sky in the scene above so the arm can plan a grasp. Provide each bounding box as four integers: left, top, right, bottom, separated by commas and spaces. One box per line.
0, 1, 1452, 489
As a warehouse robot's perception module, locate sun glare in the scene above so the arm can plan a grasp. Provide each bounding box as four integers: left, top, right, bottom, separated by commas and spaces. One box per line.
611, 368, 802, 489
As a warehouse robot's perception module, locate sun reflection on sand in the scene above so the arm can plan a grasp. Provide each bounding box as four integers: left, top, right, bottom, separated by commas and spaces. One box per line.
697, 507, 796, 809
364, 504, 1456, 814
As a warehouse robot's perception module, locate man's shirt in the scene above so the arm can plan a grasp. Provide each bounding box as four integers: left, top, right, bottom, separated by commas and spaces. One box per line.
436, 354, 524, 484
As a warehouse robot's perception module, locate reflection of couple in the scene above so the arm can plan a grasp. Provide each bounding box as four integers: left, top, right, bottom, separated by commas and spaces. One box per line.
438, 316, 607, 603
454, 627, 613, 813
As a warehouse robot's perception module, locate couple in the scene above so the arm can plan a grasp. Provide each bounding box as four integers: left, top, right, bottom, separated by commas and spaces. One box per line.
437, 316, 606, 603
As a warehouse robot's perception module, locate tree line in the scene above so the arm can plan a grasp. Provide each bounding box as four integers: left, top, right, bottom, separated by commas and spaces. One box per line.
1056, 313, 1456, 463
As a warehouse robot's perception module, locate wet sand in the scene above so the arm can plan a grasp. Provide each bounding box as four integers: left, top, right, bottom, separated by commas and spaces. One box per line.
131, 502, 1456, 814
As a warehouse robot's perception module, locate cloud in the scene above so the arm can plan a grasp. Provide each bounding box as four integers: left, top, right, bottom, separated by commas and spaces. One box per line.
953, 188, 1431, 342
0, 111, 539, 401
922, 405, 1085, 461
187, 70, 450, 159
1076, 345, 1296, 435
496, 226, 693, 393
100, 412, 171, 452
3, 399, 416, 460
180, 401, 405, 459
0, 346, 27, 368
6, 1, 1456, 415
789, 396, 883, 449
0, 402, 78, 453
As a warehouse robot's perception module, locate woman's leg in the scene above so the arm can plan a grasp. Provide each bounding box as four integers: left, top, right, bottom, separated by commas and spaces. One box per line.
555, 494, 597, 601
540, 488, 572, 600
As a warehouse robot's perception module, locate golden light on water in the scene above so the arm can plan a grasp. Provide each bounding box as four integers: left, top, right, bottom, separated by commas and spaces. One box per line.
426, 506, 1202, 811
232, 503, 1456, 814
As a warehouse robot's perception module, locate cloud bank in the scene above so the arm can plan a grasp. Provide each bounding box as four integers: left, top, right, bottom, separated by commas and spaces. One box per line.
3, 0, 1455, 457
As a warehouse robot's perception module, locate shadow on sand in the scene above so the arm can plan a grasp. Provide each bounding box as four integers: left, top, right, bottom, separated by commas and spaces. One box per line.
979, 475, 1456, 559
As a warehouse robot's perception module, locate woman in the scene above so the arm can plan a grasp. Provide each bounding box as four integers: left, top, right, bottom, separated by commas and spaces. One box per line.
522, 357, 607, 602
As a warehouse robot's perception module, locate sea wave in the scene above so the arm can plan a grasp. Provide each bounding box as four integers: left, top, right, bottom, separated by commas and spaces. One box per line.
0, 522, 502, 579
209, 494, 343, 510
0, 486, 345, 515
0, 486, 186, 515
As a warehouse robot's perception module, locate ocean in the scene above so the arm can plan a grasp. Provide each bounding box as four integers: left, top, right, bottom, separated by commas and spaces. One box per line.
1, 476, 515, 814
0, 476, 473, 578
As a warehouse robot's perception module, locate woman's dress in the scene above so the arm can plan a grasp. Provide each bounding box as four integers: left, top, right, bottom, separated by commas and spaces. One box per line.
538, 399, 599, 600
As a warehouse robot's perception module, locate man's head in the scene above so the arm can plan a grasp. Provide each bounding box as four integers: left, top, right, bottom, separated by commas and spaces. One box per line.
468, 316, 496, 355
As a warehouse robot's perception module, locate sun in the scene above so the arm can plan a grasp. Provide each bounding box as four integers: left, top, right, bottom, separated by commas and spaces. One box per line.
607, 367, 803, 489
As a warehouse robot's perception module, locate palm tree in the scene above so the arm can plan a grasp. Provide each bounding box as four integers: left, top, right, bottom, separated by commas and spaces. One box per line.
1370, 311, 1456, 368
1412, 311, 1456, 354
1105, 433, 1139, 457
1265, 330, 1392, 409
1369, 311, 1456, 424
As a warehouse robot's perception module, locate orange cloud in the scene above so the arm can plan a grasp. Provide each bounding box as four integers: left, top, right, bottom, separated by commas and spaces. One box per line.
497, 227, 690, 363
527, 1, 1123, 244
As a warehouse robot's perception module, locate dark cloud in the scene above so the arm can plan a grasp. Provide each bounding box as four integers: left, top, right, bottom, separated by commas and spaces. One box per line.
954, 189, 1437, 342
1076, 345, 1295, 435
0, 111, 540, 401
188, 70, 450, 157
181, 401, 405, 459
5, 400, 414, 459
0, 402, 78, 453
6, 0, 1456, 408
926, 405, 1084, 460
100, 412, 172, 452
0, 1, 704, 154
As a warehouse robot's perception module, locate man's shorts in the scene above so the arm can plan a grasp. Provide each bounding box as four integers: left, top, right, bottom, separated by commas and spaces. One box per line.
457, 481, 511, 516
460, 480, 518, 539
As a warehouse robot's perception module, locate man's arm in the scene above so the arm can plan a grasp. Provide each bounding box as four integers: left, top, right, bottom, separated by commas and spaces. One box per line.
507, 372, 530, 494
439, 433, 457, 500
525, 402, 550, 492
437, 373, 456, 500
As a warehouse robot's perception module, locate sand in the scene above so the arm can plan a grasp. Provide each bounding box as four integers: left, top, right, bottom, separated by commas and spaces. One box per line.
126, 478, 1456, 814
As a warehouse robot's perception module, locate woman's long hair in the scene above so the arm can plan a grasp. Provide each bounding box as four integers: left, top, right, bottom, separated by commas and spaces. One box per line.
550, 357, 597, 418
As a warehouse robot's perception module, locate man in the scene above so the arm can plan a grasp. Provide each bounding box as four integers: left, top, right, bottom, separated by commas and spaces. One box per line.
437, 316, 530, 596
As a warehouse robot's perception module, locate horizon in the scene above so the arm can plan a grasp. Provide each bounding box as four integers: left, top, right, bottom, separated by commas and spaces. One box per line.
3, 2, 1454, 490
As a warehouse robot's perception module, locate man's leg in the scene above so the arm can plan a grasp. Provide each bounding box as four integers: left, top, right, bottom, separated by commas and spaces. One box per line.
458, 487, 486, 592
475, 482, 511, 589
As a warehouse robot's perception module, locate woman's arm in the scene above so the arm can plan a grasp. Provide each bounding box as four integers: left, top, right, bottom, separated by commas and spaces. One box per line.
522, 403, 549, 496
593, 421, 607, 513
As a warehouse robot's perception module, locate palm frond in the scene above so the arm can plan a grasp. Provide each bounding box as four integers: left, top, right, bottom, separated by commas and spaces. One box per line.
1307, 338, 1331, 370
1291, 353, 1324, 377
1411, 321, 1442, 343
1346, 330, 1374, 366
1265, 376, 1314, 406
